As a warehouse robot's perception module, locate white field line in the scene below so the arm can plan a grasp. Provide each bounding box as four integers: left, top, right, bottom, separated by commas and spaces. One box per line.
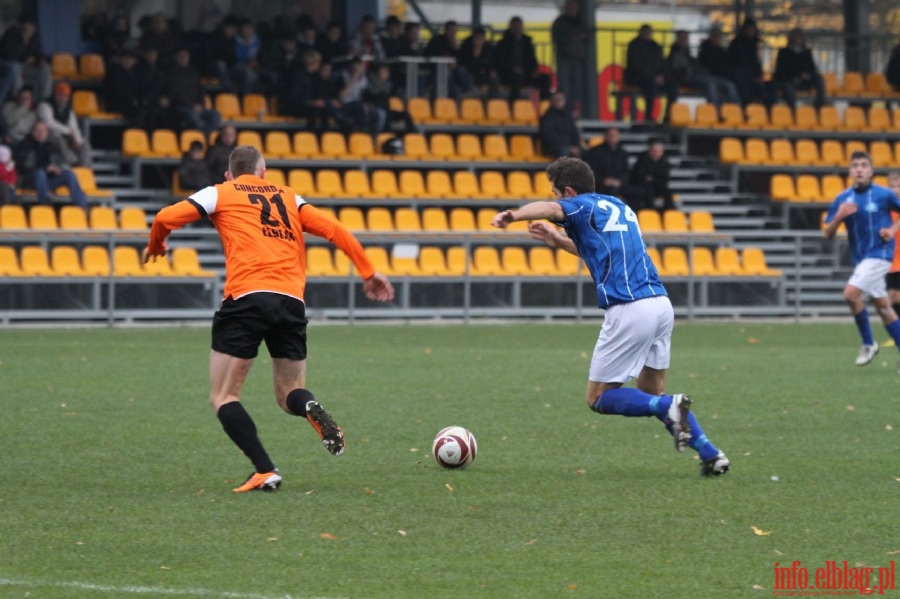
0, 577, 348, 599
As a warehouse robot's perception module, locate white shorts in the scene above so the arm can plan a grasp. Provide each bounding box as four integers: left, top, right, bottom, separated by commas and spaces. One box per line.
848, 258, 891, 299
589, 295, 674, 383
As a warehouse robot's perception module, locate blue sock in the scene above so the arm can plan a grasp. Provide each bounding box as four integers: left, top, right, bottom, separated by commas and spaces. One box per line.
855, 310, 874, 346
592, 387, 665, 417
684, 412, 720, 461
886, 320, 900, 350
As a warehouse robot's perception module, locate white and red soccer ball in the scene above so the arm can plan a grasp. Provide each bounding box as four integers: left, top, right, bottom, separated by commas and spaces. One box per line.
432, 426, 477, 469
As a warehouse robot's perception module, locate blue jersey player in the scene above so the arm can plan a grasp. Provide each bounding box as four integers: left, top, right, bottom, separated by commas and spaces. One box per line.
823, 151, 900, 366
492, 157, 729, 477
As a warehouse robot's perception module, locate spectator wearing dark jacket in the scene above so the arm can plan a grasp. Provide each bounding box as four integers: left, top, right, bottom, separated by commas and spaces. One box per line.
0, 16, 52, 101
666, 30, 740, 109
697, 26, 734, 82
552, 0, 590, 114
624, 24, 677, 123
538, 90, 581, 158
178, 140, 213, 190
166, 47, 222, 136
888, 42, 900, 92
424, 20, 471, 100
772, 28, 826, 108
494, 16, 543, 104
205, 124, 236, 184
103, 51, 146, 127
629, 139, 673, 213
14, 120, 86, 207
458, 27, 498, 98
728, 18, 769, 105
582, 127, 644, 203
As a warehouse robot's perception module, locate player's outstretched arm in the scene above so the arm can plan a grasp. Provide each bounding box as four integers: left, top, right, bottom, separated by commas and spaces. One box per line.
528, 221, 578, 255
491, 201, 565, 229
143, 200, 203, 263
363, 272, 395, 302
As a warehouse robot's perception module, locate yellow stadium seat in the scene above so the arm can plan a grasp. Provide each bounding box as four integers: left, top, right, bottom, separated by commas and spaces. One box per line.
343, 170, 373, 199
293, 131, 320, 158
432, 97, 459, 123
428, 133, 456, 160
347, 133, 376, 159
769, 139, 795, 165
51, 52, 77, 79
479, 170, 508, 199
306, 246, 338, 277
743, 103, 768, 128
662, 210, 689, 233
319, 132, 348, 159
459, 98, 485, 123
89, 206, 117, 230
661, 247, 689, 276
371, 170, 400, 198
391, 250, 420, 277
315, 169, 344, 198
402, 133, 430, 159
394, 207, 421, 232
446, 247, 469, 276
472, 246, 503, 276
476, 208, 498, 231
72, 90, 116, 118
485, 99, 512, 125
795, 175, 823, 202
713, 247, 743, 276
741, 247, 782, 276
171, 247, 215, 277
821, 175, 847, 200
51, 245, 86, 276
869, 141, 894, 169
337, 207, 365, 231
844, 139, 867, 160
668, 102, 691, 127
528, 246, 557, 276
81, 246, 110, 276
689, 210, 715, 233
510, 135, 541, 162
512, 99, 538, 125
264, 131, 294, 158
822, 72, 840, 95
501, 246, 530, 275
59, 205, 88, 230
0, 246, 22, 276
768, 105, 794, 130
864, 72, 892, 96
839, 72, 864, 96
264, 168, 285, 186
507, 170, 540, 200
555, 248, 582, 276
119, 207, 147, 231
638, 209, 662, 233
792, 105, 818, 131
421, 207, 449, 232
179, 129, 206, 153
21, 246, 55, 276
818, 140, 845, 166
79, 53, 105, 79
150, 129, 180, 158
0, 204, 26, 229
289, 169, 315, 196
533, 172, 553, 198
794, 139, 820, 165
481, 134, 509, 162
398, 170, 427, 198
29, 205, 58, 230
366, 207, 394, 232
122, 128, 151, 156
691, 247, 718, 276
453, 171, 480, 198
646, 247, 664, 275
215, 93, 242, 119
866, 107, 891, 133
718, 103, 744, 128
694, 103, 719, 128
236, 130, 263, 150
425, 170, 453, 198
719, 137, 743, 164
744, 138, 770, 164
449, 207, 477, 231
142, 250, 176, 276
364, 247, 393, 275
72, 166, 113, 199
406, 97, 433, 123
418, 247, 450, 276
455, 133, 483, 161
840, 106, 866, 132
817, 105, 840, 130
769, 174, 796, 202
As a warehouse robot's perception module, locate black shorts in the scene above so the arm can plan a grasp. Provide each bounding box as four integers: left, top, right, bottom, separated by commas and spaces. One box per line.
888, 271, 900, 292
211, 292, 308, 360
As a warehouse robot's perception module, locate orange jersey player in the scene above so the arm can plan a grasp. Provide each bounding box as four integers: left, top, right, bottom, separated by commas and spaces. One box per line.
143, 144, 394, 493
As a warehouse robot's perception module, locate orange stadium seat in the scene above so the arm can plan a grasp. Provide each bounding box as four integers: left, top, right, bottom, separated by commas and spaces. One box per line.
792, 105, 818, 131
768, 105, 794, 130
432, 97, 459, 123
51, 53, 77, 79
794, 139, 820, 165
479, 171, 508, 198
818, 140, 845, 166
743, 103, 768, 129
866, 106, 891, 133
179, 129, 206, 153
718, 103, 744, 128
869, 141, 894, 169
403, 133, 430, 159
668, 102, 691, 127
821, 175, 847, 200
510, 135, 541, 162
459, 98, 485, 123
454, 133, 483, 161
320, 132, 349, 159
289, 169, 315, 196
512, 99, 538, 125
406, 97, 433, 123
398, 170, 427, 198
428, 133, 457, 160
638, 209, 662, 233
693, 103, 719, 129
840, 106, 866, 132
425, 170, 453, 198
122, 128, 151, 156
719, 137, 743, 164
343, 170, 373, 199
769, 139, 795, 165
0, 204, 26, 229
347, 133, 376, 159
689, 211, 715, 233
839, 72, 864, 96
453, 171, 480, 198
795, 175, 823, 202
817, 105, 840, 130
151, 129, 181, 157
79, 53, 105, 80
532, 172, 553, 198
864, 72, 892, 96
743, 138, 770, 164
215, 93, 242, 119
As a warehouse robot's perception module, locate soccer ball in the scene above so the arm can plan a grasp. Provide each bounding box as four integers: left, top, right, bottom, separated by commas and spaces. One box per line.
432, 426, 477, 469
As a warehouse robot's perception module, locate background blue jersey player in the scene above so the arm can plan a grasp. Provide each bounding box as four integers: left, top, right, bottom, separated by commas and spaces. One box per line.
824, 150, 900, 367
492, 156, 729, 477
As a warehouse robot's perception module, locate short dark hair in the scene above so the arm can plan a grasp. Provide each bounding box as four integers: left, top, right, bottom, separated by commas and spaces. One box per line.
546, 157, 595, 195
850, 150, 872, 163
229, 145, 263, 177
189, 140, 204, 152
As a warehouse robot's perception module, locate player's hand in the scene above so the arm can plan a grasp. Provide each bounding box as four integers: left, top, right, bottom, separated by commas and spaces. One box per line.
528, 221, 561, 248
141, 245, 165, 264
363, 272, 395, 302
491, 210, 515, 229
880, 228, 895, 242
836, 202, 857, 219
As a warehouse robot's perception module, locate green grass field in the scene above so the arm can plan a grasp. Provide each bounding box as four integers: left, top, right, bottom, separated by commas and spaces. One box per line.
2, 322, 898, 599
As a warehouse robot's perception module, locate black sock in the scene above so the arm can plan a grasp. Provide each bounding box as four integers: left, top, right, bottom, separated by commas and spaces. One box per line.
285, 388, 316, 417
216, 402, 275, 473
893, 303, 900, 317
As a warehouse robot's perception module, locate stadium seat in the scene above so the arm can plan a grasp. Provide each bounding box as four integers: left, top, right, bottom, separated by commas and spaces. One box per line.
20, 246, 55, 276
51, 52, 78, 79
315, 169, 344, 198
817, 105, 840, 131
482, 134, 509, 162
472, 246, 504, 276
455, 133, 483, 161
838, 71, 864, 96
459, 98, 485, 123
320, 132, 349, 159
646, 247, 664, 275
509, 135, 541, 162
398, 170, 427, 198
501, 246, 530, 275
792, 105, 818, 131
689, 210, 715, 232
406, 97, 433, 123
693, 103, 719, 129
151, 129, 181, 158
289, 169, 315, 196
453, 171, 480, 198
265, 131, 294, 158
81, 246, 110, 276
364, 247, 393, 275
432, 97, 459, 123
662, 210, 689, 233
236, 130, 263, 151
662, 247, 689, 276
119, 207, 147, 231
347, 133, 376, 159
821, 175, 847, 199
306, 246, 338, 277
444, 247, 468, 276
263, 168, 285, 187
866, 107, 891, 133
512, 99, 538, 125
864, 72, 892, 97
394, 207, 421, 232
840, 106, 866, 132
449, 207, 477, 231
421, 207, 449, 232
485, 99, 512, 125
507, 170, 541, 200
719, 137, 743, 164
51, 245, 86, 276
403, 133, 430, 159
122, 128, 151, 156
718, 103, 745, 128
366, 207, 394, 232
822, 72, 840, 95
370, 170, 400, 198
713, 247, 744, 276
554, 248, 582, 276
241, 93, 269, 120
293, 131, 320, 158
89, 206, 117, 230
818, 140, 845, 166
429, 133, 456, 160
337, 207, 365, 231
215, 93, 242, 120
179, 129, 206, 153
742, 247, 782, 276
425, 170, 453, 198
743, 103, 768, 129
479, 171, 508, 198
744, 138, 770, 164
29, 205, 58, 230
768, 105, 794, 130
528, 246, 557, 276
637, 209, 662, 233
795, 175, 823, 202
418, 246, 450, 276
769, 139, 795, 165
769, 174, 796, 202
691, 247, 718, 276
171, 247, 215, 277
869, 141, 894, 169
0, 204, 26, 229
794, 139, 820, 165
667, 102, 692, 127
532, 172, 553, 198
391, 249, 421, 277
343, 170, 373, 199
844, 140, 867, 160
0, 246, 22, 276
72, 90, 116, 118
79, 53, 105, 80
59, 205, 88, 230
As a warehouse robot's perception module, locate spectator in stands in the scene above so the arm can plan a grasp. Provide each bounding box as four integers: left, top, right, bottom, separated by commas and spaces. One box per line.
103, 51, 145, 127
0, 144, 17, 204
178, 140, 213, 190
552, 0, 590, 115
424, 20, 471, 100
458, 27, 498, 99
295, 16, 319, 54
258, 32, 299, 99
338, 57, 383, 135
316, 21, 348, 65
102, 14, 135, 61
349, 15, 385, 65
629, 138, 673, 213
2, 85, 37, 144
666, 30, 740, 110
728, 18, 769, 105
380, 15, 404, 59
697, 25, 739, 99
36, 82, 92, 167
772, 28, 826, 109
13, 120, 86, 208
281, 49, 332, 131
624, 24, 677, 123
364, 62, 416, 133
231, 18, 263, 95
200, 14, 239, 91
138, 12, 178, 68
538, 89, 582, 158
399, 21, 424, 57
205, 124, 236, 183
167, 47, 222, 137
0, 15, 52, 101
494, 16, 544, 104
134, 45, 181, 131
583, 127, 643, 203
887, 42, 900, 92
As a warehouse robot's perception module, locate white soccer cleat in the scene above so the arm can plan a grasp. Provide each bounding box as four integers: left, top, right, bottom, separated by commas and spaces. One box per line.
667, 394, 692, 452
855, 344, 879, 366
700, 452, 730, 477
